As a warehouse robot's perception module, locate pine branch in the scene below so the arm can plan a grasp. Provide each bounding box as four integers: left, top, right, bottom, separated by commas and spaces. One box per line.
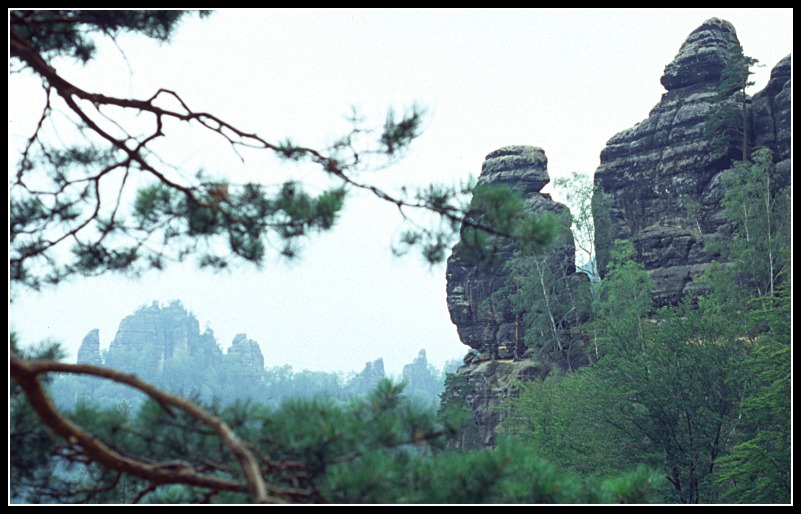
10, 354, 285, 503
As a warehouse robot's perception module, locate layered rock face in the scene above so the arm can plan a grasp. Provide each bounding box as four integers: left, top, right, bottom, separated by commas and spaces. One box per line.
445, 146, 588, 447
446, 146, 582, 361
593, 19, 792, 305
451, 359, 548, 448
444, 19, 791, 448
751, 54, 792, 176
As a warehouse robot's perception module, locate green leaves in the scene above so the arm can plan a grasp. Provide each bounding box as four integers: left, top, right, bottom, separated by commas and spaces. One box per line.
131, 180, 348, 269
10, 10, 197, 63
456, 184, 558, 264
11, 341, 664, 505
702, 148, 791, 301
380, 104, 425, 157
714, 284, 791, 503
499, 234, 788, 503
703, 44, 759, 160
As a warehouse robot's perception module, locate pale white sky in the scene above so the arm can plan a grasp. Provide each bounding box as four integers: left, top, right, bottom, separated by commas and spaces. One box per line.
8, 9, 793, 375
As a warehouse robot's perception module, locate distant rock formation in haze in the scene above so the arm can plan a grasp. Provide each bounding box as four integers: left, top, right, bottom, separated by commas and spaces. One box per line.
401, 349, 444, 403
102, 301, 216, 379
76, 328, 102, 367
227, 333, 265, 383
347, 358, 386, 395
79, 300, 264, 390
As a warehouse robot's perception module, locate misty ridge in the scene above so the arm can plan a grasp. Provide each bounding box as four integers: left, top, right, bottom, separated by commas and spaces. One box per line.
53, 300, 458, 413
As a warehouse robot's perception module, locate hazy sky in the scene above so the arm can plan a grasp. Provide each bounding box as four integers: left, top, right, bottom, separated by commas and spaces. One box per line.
8, 9, 793, 375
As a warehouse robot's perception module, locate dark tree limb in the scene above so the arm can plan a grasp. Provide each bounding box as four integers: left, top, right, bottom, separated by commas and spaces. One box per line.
10, 354, 285, 503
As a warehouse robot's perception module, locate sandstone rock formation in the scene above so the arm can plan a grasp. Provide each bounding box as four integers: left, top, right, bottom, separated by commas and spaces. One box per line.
226, 333, 265, 383
751, 54, 792, 176
104, 301, 203, 378
402, 349, 431, 385
444, 19, 791, 448
446, 146, 586, 363
99, 301, 273, 391
444, 146, 589, 447
451, 359, 548, 448
347, 358, 386, 395
401, 349, 442, 400
64, 302, 272, 408
593, 19, 791, 305
76, 328, 103, 366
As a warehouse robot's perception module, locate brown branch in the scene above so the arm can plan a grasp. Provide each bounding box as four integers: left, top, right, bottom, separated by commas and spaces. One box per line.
11, 172, 105, 265
10, 355, 285, 503
10, 21, 544, 289
132, 483, 160, 504
16, 82, 52, 184
14, 30, 509, 239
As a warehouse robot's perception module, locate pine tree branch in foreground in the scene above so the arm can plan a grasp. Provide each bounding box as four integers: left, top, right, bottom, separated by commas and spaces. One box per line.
10, 10, 555, 290
10, 354, 282, 503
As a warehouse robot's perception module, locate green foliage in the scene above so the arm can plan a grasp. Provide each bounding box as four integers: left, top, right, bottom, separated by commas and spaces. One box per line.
501, 212, 590, 367
710, 149, 790, 297
380, 104, 426, 156
10, 10, 555, 289
11, 10, 791, 506
464, 40, 789, 508
592, 240, 653, 359
10, 334, 68, 503
326, 437, 659, 504
11, 368, 657, 504
553, 172, 600, 281
502, 238, 785, 503
703, 44, 759, 160
714, 283, 791, 503
131, 180, 348, 266
9, 10, 205, 63
591, 245, 753, 503
589, 183, 615, 278
500, 370, 640, 478
454, 184, 559, 265
437, 371, 482, 450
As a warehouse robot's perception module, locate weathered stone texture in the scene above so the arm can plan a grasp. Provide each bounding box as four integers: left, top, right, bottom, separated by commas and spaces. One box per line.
593, 19, 791, 306
452, 359, 547, 448
751, 54, 792, 178
444, 146, 589, 447
445, 19, 791, 448
446, 146, 579, 360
